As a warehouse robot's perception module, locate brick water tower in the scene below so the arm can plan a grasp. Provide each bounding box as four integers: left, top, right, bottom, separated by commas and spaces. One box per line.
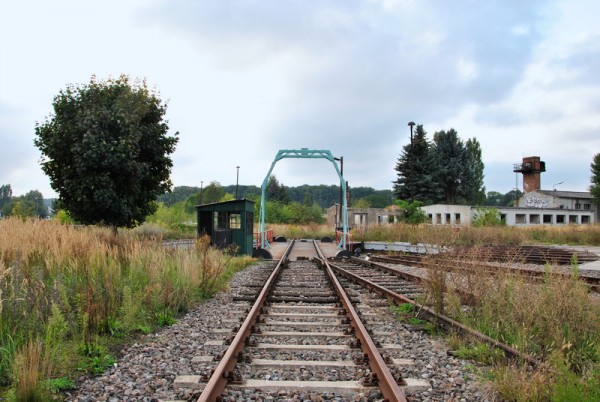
513, 156, 546, 193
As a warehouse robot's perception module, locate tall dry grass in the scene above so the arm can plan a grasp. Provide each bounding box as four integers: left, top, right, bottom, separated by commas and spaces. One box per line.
427, 247, 600, 400
12, 340, 50, 401
349, 222, 600, 246
0, 218, 252, 396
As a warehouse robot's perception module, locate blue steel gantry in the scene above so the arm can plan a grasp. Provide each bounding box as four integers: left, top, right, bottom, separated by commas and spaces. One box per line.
258, 148, 349, 250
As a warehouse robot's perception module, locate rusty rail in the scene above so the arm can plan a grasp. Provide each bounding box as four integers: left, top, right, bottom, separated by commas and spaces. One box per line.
314, 241, 407, 402
197, 241, 294, 402
333, 257, 539, 367
370, 254, 600, 292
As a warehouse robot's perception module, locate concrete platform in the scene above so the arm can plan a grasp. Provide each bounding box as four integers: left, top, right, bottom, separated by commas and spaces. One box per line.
557, 245, 600, 271
266, 240, 342, 261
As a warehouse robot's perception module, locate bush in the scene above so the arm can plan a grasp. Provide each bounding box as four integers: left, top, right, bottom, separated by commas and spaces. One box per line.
395, 200, 426, 224
472, 207, 505, 227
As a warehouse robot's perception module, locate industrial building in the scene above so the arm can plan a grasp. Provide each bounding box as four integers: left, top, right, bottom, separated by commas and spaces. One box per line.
422, 156, 597, 227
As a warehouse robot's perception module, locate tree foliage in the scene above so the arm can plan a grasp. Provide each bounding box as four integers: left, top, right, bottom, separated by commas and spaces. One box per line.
394, 125, 485, 206
590, 153, 600, 207
262, 201, 324, 224
34, 75, 178, 229
0, 184, 12, 210
393, 125, 439, 204
158, 186, 199, 206
352, 198, 372, 208
483, 189, 522, 207
472, 207, 505, 227
394, 200, 427, 225
463, 138, 486, 205
432, 129, 467, 204
1, 190, 47, 218
266, 176, 290, 204
200, 181, 226, 204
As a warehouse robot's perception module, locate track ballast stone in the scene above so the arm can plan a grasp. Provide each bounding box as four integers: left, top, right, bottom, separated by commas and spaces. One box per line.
65, 261, 494, 401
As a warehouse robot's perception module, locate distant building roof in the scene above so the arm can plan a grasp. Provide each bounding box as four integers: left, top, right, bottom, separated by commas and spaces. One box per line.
536, 190, 592, 199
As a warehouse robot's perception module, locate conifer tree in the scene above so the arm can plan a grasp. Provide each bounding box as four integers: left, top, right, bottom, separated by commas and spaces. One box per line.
393, 125, 439, 204
590, 153, 600, 208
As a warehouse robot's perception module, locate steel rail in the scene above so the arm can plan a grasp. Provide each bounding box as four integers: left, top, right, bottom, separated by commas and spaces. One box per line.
197, 240, 295, 402
333, 258, 540, 367
313, 241, 407, 402
369, 255, 600, 292
351, 257, 478, 304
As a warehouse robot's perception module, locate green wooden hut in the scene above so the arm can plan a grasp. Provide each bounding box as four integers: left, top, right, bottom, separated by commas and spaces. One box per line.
196, 199, 254, 256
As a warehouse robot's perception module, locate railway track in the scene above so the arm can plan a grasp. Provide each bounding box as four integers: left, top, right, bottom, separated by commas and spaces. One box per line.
193, 240, 538, 401
369, 248, 600, 292
198, 240, 410, 401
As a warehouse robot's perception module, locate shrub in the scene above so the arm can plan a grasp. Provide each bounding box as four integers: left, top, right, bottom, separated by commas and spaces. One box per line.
472, 207, 505, 227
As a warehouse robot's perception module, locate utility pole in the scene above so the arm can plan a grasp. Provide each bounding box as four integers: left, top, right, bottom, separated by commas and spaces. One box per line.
334, 156, 344, 228
408, 121, 415, 203
236, 166, 240, 199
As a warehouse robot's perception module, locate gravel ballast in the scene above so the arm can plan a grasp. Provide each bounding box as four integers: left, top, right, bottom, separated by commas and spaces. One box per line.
65, 261, 494, 401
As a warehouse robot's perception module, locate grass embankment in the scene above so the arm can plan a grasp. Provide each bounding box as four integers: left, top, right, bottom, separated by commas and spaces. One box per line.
0, 218, 253, 401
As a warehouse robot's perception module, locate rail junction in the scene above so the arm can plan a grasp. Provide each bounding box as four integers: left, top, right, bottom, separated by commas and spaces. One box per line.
173, 239, 540, 401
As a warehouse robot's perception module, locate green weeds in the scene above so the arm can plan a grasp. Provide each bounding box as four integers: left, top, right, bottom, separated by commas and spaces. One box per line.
0, 218, 254, 398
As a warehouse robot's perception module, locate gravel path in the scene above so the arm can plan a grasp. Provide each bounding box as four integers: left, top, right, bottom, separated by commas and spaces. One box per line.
65, 261, 495, 401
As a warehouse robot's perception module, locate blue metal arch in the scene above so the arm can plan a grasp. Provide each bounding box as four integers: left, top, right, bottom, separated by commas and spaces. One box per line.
259, 148, 348, 249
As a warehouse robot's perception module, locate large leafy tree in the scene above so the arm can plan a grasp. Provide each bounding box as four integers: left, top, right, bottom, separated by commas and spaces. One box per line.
34, 75, 178, 229
590, 153, 600, 207
393, 125, 439, 204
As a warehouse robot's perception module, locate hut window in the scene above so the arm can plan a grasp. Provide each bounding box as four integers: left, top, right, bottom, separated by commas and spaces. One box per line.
229, 213, 241, 229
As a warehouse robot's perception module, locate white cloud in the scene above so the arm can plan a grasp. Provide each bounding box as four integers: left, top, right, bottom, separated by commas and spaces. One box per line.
0, 0, 599, 199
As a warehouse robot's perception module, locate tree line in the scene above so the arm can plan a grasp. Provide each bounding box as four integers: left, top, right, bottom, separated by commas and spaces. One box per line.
157, 178, 395, 209
0, 184, 48, 218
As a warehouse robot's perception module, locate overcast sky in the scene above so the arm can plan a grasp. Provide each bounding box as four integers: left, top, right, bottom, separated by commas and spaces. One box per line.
1, 0, 599, 198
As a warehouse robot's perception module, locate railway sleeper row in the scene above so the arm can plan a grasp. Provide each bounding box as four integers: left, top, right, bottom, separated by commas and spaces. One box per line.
172, 239, 535, 401
177, 241, 431, 401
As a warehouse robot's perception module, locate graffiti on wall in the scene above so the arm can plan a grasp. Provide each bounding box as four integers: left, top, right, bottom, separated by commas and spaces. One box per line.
525, 197, 550, 208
